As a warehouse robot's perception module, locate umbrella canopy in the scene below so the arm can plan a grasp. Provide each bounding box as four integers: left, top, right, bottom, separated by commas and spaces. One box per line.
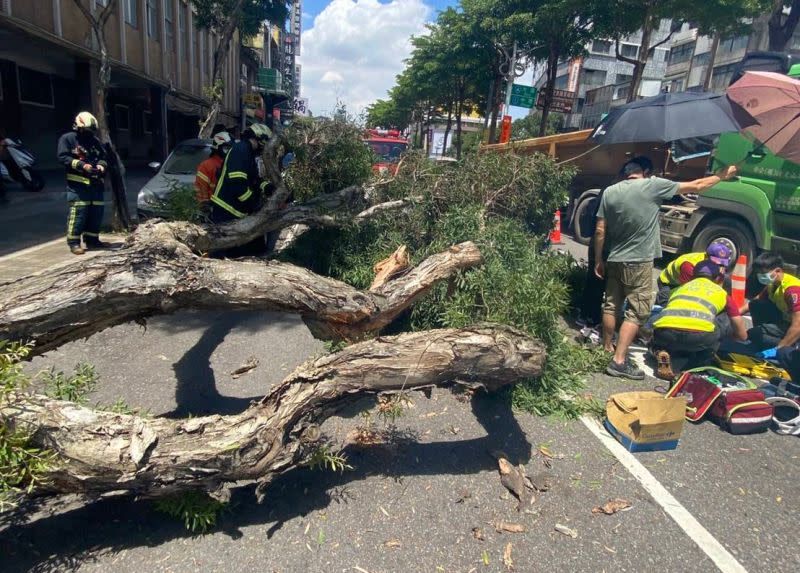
726, 71, 800, 163
590, 91, 756, 145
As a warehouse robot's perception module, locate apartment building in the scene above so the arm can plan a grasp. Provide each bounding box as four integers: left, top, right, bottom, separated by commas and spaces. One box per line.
0, 0, 242, 168
534, 19, 673, 129
662, 18, 800, 95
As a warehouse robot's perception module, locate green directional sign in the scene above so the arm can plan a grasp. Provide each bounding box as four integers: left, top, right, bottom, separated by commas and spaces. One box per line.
509, 84, 537, 108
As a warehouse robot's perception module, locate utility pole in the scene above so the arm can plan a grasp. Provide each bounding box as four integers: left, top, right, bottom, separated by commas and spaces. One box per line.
503, 40, 518, 116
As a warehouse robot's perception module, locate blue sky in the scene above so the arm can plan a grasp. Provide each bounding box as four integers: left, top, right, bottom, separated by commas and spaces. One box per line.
297, 0, 530, 119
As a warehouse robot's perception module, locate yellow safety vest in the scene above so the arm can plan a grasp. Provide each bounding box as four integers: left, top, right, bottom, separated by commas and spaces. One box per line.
658, 252, 707, 286
768, 273, 800, 320
654, 277, 728, 333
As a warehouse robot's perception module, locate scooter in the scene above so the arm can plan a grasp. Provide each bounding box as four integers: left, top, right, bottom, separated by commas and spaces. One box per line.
1, 137, 45, 191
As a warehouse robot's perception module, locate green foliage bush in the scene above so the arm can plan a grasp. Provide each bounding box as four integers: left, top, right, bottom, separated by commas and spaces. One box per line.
283, 150, 606, 417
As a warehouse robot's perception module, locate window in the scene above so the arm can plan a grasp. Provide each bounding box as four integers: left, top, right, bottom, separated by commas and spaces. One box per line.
582, 68, 607, 86
711, 63, 738, 92
720, 35, 748, 54
615, 85, 630, 101
620, 44, 639, 59
592, 40, 612, 54
692, 52, 711, 66
146, 0, 159, 40
668, 42, 694, 66
124, 0, 138, 28
17, 66, 54, 107
615, 73, 633, 85
554, 75, 568, 90
115, 105, 130, 131
670, 79, 684, 93
164, 0, 174, 52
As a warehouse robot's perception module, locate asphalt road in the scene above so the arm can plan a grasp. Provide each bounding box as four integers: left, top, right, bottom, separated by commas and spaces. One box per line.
0, 168, 148, 257
1, 216, 798, 571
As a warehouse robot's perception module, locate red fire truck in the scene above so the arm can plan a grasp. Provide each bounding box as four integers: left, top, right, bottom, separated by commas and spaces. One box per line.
364, 129, 409, 175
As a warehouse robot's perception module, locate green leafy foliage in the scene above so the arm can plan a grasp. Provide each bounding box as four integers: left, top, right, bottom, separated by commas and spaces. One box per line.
0, 341, 56, 511
283, 117, 374, 202
512, 112, 565, 140
40, 363, 98, 404
154, 491, 228, 533
192, 0, 288, 42
158, 179, 209, 223
283, 150, 604, 417
307, 445, 353, 473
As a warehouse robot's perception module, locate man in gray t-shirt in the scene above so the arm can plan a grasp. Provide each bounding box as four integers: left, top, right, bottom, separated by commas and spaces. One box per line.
594, 156, 738, 380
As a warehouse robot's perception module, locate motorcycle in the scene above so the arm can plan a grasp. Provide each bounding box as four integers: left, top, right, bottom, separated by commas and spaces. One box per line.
1, 137, 45, 191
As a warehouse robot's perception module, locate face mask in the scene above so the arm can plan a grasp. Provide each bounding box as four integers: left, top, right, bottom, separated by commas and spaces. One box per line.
757, 271, 776, 285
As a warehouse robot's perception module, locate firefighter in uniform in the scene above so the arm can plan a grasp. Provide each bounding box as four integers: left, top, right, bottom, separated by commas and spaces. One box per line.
57, 112, 108, 255
652, 259, 748, 379
654, 241, 732, 306
210, 123, 272, 223
194, 131, 232, 203
742, 253, 800, 382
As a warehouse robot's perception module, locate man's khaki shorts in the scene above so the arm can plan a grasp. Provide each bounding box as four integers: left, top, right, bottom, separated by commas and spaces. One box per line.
602, 261, 654, 326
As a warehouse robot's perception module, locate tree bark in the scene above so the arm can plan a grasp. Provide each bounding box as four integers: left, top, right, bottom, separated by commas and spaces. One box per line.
0, 235, 482, 354
198, 0, 248, 138
626, 18, 652, 104
3, 325, 545, 500
769, 0, 800, 52
702, 33, 721, 91
539, 45, 560, 137
442, 102, 453, 157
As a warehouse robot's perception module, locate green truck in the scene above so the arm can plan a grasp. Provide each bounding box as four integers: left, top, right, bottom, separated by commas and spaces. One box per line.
659, 52, 800, 275
483, 51, 800, 276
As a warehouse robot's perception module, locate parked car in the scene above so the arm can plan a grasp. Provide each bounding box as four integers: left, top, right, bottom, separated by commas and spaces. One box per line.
137, 138, 211, 220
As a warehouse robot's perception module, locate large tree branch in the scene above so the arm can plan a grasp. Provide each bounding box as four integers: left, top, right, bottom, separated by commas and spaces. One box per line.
2, 325, 545, 500
0, 240, 482, 354
614, 39, 639, 66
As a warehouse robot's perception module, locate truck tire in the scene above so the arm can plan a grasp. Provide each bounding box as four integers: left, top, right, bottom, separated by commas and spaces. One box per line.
691, 217, 756, 270
572, 194, 600, 246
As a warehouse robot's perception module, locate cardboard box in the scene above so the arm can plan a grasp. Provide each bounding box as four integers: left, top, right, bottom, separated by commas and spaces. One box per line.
605, 391, 687, 452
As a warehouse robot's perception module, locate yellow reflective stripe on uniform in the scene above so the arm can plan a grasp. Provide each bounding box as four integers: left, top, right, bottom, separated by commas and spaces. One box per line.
91, 201, 105, 206
769, 273, 800, 318
67, 205, 79, 239
259, 180, 269, 191
228, 171, 248, 179
196, 171, 211, 184
83, 231, 99, 237
668, 294, 719, 316
658, 252, 706, 286
654, 277, 727, 333
237, 189, 253, 202
210, 195, 247, 218
67, 174, 91, 185
71, 159, 82, 170
70, 201, 91, 206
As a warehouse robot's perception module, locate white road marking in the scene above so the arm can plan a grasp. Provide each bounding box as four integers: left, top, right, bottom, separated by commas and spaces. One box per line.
581, 416, 748, 573
0, 238, 63, 263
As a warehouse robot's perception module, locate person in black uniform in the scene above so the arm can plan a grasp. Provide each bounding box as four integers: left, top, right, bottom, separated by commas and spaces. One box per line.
210, 123, 272, 223
57, 112, 108, 254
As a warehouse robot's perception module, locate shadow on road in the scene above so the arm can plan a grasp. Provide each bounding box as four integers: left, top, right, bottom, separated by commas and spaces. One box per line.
0, 392, 530, 572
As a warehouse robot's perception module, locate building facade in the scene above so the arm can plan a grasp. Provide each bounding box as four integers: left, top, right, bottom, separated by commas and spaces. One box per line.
662, 18, 800, 95
0, 0, 242, 168
534, 20, 673, 129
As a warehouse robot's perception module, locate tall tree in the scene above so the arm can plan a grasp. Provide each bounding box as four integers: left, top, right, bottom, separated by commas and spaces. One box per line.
769, 0, 800, 51
193, 0, 288, 138
71, 0, 132, 230
599, 0, 772, 102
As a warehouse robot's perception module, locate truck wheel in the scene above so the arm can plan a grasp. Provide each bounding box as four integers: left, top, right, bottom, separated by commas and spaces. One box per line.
572, 194, 599, 246
691, 217, 755, 269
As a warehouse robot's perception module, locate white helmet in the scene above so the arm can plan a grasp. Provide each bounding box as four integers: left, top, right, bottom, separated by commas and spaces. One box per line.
766, 397, 800, 436
74, 111, 98, 131
211, 131, 232, 151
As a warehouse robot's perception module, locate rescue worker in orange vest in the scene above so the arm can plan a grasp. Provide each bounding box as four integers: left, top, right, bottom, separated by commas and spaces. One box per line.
652, 259, 748, 379
57, 112, 108, 255
742, 253, 800, 382
654, 241, 733, 306
194, 131, 232, 203
210, 123, 271, 223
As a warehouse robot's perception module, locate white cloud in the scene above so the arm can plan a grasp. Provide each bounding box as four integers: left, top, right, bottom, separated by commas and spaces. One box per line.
298, 0, 431, 117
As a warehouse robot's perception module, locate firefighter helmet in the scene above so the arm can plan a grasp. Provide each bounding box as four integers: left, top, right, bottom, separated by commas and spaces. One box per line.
211, 131, 232, 151
245, 123, 272, 141
73, 111, 99, 132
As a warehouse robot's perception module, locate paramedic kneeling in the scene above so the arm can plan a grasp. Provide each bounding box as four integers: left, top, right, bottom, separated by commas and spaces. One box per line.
742, 253, 800, 382
652, 259, 748, 379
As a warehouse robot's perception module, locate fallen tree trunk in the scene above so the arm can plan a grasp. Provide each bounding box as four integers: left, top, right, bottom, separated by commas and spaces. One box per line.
0, 240, 482, 354
3, 325, 545, 500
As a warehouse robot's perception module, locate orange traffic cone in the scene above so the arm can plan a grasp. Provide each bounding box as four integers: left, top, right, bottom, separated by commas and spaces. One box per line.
731, 254, 748, 309
549, 209, 563, 244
